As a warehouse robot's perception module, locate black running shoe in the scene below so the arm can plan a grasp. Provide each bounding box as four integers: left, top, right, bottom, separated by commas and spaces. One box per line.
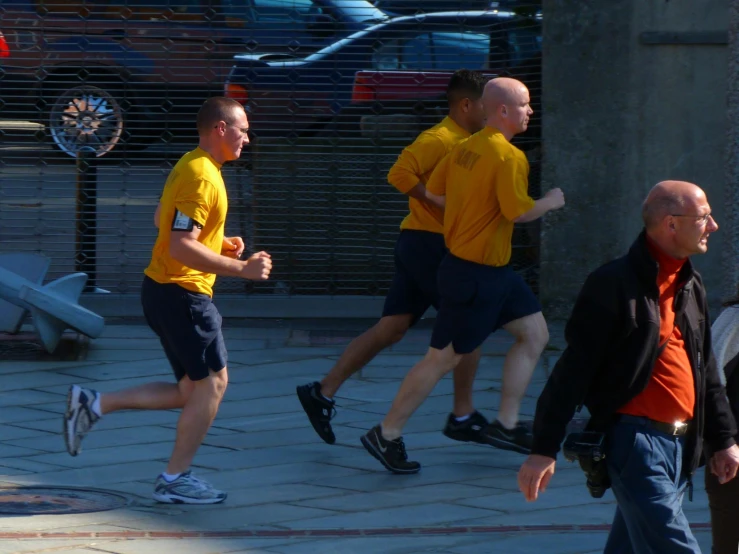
360, 425, 421, 474
442, 411, 491, 444
483, 420, 533, 454
296, 381, 337, 445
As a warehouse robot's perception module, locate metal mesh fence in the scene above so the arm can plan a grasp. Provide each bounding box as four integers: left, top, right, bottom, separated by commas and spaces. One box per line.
0, 0, 542, 301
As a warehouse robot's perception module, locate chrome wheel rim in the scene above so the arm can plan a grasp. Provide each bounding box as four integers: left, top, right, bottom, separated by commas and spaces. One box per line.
49, 85, 124, 157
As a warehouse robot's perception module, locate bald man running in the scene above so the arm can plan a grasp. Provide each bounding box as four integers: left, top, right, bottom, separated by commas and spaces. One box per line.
518, 180, 739, 553
360, 78, 565, 474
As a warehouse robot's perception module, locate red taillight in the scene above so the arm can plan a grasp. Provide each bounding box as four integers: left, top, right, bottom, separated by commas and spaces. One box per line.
0, 33, 10, 58
225, 83, 248, 104
351, 74, 375, 103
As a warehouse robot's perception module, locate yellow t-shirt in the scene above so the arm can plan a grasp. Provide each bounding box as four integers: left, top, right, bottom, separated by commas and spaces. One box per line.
387, 116, 470, 234
144, 147, 228, 297
427, 127, 535, 267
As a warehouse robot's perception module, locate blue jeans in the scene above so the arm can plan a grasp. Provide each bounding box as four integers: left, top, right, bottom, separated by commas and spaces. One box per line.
604, 418, 701, 554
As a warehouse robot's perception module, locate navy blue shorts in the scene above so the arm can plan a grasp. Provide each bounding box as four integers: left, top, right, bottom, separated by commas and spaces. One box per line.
141, 276, 227, 382
382, 230, 447, 326
430, 253, 541, 354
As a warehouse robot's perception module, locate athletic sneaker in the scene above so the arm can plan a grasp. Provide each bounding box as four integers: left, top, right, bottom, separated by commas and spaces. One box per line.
152, 471, 227, 504
296, 381, 337, 444
64, 385, 101, 457
484, 420, 533, 454
360, 425, 421, 474
442, 411, 492, 444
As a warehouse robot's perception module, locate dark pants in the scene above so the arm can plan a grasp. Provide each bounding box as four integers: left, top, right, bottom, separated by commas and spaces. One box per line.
141, 276, 227, 382
604, 419, 700, 554
382, 230, 447, 326
705, 465, 739, 554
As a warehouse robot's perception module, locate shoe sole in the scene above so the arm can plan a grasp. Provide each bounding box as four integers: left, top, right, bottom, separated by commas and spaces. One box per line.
443, 429, 496, 446
485, 436, 532, 455
360, 434, 420, 475
153, 492, 227, 505
296, 386, 336, 445
63, 385, 81, 457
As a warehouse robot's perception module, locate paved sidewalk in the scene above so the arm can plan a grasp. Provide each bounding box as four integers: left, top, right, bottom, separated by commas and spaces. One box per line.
0, 318, 715, 553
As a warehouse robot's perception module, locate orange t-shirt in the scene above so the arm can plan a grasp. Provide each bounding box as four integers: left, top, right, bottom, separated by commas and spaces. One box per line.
618, 239, 695, 423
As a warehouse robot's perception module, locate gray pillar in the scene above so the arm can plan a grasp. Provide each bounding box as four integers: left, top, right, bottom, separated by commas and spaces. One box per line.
541, 0, 730, 319
725, 0, 739, 302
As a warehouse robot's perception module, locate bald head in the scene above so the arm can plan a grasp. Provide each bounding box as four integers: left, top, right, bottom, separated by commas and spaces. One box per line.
483, 77, 527, 108
483, 77, 532, 140
642, 180, 705, 229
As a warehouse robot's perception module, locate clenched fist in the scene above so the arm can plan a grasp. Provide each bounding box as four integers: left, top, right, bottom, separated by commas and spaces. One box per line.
544, 188, 565, 211
240, 251, 272, 281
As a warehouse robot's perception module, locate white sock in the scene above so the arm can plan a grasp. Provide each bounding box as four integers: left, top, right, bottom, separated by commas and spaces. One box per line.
454, 413, 472, 423
321, 393, 333, 403
91, 394, 102, 418
162, 472, 181, 483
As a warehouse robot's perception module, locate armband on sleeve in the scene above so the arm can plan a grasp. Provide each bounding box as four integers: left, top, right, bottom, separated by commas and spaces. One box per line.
171, 210, 203, 232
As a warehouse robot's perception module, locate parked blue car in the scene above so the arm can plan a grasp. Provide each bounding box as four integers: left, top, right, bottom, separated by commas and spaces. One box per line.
225, 10, 541, 142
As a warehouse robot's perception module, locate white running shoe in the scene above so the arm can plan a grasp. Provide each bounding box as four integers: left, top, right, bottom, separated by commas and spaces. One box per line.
63, 384, 100, 457
152, 471, 227, 504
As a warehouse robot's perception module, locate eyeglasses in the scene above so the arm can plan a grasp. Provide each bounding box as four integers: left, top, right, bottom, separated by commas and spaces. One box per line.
671, 213, 713, 224
215, 122, 250, 136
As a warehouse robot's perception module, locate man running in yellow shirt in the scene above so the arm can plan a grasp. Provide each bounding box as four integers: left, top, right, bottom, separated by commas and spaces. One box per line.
361, 77, 565, 473
298, 70, 491, 446
64, 97, 272, 503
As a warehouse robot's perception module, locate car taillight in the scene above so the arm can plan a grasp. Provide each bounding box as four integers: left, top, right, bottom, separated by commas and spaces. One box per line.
0, 32, 10, 58
225, 83, 248, 104
351, 74, 375, 103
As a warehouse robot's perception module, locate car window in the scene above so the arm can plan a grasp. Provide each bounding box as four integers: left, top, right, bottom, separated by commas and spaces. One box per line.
371, 33, 432, 70
432, 31, 489, 70
371, 38, 399, 69
400, 33, 432, 70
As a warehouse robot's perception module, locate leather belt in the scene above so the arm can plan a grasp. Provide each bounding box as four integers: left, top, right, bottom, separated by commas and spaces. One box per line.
617, 414, 690, 436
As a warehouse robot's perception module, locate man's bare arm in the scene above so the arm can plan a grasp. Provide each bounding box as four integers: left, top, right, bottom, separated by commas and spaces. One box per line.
514, 189, 565, 223
169, 224, 270, 280
406, 183, 445, 210
154, 203, 161, 229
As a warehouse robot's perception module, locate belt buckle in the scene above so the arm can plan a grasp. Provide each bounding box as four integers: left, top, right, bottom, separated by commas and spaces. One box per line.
672, 421, 687, 436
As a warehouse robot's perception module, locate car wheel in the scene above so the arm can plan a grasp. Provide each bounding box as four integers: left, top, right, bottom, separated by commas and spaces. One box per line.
47, 84, 125, 158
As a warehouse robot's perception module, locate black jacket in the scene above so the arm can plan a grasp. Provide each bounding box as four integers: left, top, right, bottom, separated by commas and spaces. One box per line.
532, 231, 737, 475
723, 351, 739, 440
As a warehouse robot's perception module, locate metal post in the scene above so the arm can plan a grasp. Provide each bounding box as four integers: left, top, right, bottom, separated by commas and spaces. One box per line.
75, 146, 97, 292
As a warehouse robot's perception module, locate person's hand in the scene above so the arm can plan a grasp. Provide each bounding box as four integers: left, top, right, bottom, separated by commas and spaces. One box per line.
710, 444, 739, 484
518, 454, 556, 502
240, 251, 272, 281
425, 192, 446, 212
544, 188, 565, 211
222, 236, 245, 259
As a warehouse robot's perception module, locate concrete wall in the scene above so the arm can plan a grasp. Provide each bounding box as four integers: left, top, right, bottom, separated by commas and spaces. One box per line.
540, 0, 729, 318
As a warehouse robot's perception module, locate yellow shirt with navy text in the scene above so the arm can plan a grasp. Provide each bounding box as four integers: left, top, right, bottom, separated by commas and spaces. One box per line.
426, 127, 535, 267
387, 116, 470, 234
144, 147, 228, 297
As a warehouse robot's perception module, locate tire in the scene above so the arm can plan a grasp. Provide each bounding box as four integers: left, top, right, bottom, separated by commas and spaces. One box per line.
46, 82, 126, 158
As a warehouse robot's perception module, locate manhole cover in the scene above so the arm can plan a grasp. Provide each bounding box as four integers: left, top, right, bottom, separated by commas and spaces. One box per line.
0, 487, 128, 515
